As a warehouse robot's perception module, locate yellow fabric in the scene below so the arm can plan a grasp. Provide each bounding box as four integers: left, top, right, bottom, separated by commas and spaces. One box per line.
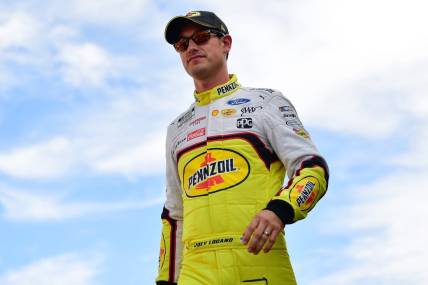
157, 218, 173, 282
194, 74, 240, 106
157, 74, 329, 283
273, 166, 328, 222
178, 138, 285, 244
176, 137, 295, 284
178, 237, 297, 285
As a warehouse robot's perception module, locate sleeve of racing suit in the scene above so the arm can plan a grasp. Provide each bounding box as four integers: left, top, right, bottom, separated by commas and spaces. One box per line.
262, 92, 329, 224
156, 125, 183, 285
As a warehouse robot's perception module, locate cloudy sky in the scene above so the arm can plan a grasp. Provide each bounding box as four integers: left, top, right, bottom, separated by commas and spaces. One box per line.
0, 0, 427, 284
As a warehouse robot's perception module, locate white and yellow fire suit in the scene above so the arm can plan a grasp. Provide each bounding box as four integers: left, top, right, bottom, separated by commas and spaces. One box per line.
156, 75, 329, 285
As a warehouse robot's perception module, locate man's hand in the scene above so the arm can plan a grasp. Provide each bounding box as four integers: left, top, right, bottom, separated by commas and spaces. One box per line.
241, 210, 284, 254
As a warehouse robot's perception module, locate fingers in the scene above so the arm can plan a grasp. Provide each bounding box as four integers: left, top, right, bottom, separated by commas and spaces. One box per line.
247, 220, 268, 254
241, 210, 285, 255
241, 216, 260, 245
253, 227, 272, 254
263, 228, 280, 253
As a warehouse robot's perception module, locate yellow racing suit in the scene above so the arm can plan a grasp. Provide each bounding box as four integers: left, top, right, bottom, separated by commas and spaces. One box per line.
156, 75, 329, 285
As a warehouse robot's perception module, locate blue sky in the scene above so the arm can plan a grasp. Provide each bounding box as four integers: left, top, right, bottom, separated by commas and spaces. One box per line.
1, 0, 427, 284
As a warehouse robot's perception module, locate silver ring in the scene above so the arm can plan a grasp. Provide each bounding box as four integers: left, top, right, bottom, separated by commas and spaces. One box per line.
263, 231, 270, 236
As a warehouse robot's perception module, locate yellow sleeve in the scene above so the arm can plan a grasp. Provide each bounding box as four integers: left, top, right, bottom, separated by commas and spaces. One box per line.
266, 156, 329, 224
156, 207, 180, 285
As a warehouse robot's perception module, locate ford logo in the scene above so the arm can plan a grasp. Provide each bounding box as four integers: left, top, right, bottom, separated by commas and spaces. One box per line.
227, 98, 251, 105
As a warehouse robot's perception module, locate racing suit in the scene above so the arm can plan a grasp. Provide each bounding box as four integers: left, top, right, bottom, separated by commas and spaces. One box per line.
156, 75, 329, 285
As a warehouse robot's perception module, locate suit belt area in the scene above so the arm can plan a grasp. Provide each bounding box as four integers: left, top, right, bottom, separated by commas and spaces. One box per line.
184, 233, 286, 253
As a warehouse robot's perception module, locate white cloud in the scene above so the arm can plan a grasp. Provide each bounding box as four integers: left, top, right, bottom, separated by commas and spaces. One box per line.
0, 12, 44, 90
0, 101, 169, 180
310, 126, 428, 284
57, 43, 113, 87
314, 169, 428, 284
0, 253, 101, 285
0, 3, 145, 92
0, 12, 41, 50
0, 0, 150, 27
68, 0, 149, 25
90, 133, 165, 177
0, 137, 75, 180
0, 85, 178, 180
0, 185, 163, 222
193, 0, 428, 138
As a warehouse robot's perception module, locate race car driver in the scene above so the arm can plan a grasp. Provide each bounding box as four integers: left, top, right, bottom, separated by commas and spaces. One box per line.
156, 11, 329, 285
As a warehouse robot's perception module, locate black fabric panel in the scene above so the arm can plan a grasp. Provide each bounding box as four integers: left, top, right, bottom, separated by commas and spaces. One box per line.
160, 207, 177, 283
265, 199, 295, 225
208, 132, 279, 169
301, 155, 329, 184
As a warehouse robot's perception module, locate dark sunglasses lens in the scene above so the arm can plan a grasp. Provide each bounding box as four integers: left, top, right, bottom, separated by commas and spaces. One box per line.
174, 38, 188, 52
173, 30, 213, 52
192, 31, 212, 44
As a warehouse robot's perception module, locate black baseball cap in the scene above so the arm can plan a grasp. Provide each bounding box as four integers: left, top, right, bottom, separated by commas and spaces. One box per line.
165, 11, 228, 44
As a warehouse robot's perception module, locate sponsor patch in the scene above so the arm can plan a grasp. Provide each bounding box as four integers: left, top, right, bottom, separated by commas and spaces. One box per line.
178, 107, 195, 127
159, 233, 166, 270
192, 237, 234, 249
186, 11, 201, 17
249, 88, 275, 94
279, 105, 292, 112
241, 105, 262, 116
293, 128, 310, 139
182, 149, 250, 197
286, 119, 303, 128
187, 128, 205, 141
217, 81, 239, 96
221, 108, 237, 117
283, 114, 296, 118
227, 98, 251, 105
190, 116, 206, 126
173, 137, 186, 152
289, 177, 320, 211
212, 110, 219, 116
237, 118, 253, 129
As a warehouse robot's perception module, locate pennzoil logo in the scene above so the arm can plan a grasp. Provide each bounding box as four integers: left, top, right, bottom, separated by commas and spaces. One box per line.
289, 177, 320, 211
182, 149, 250, 197
217, 81, 239, 96
221, 108, 236, 117
159, 233, 166, 270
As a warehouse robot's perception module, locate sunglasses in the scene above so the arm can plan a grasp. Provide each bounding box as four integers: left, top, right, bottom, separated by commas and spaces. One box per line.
173, 29, 225, 53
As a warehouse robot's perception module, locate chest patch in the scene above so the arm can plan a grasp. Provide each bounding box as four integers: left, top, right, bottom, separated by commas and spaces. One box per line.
181, 148, 250, 197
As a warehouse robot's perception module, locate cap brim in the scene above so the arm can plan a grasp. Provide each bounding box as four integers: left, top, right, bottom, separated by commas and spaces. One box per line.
164, 16, 217, 44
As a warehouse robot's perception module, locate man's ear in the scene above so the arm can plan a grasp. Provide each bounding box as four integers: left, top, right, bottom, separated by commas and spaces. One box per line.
222, 34, 232, 54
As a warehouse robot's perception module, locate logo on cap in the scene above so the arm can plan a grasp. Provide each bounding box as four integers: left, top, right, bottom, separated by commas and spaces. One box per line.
186, 11, 201, 17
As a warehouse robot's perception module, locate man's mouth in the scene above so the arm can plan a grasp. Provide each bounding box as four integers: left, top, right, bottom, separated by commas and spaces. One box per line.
188, 55, 204, 63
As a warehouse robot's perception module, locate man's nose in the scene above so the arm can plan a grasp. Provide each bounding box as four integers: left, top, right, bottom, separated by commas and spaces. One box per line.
187, 38, 199, 50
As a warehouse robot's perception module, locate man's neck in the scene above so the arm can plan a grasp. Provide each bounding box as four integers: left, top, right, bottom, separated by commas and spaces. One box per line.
193, 71, 230, 93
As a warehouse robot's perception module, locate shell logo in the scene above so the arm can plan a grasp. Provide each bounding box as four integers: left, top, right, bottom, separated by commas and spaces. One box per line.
290, 177, 320, 211
212, 110, 219, 116
182, 148, 250, 197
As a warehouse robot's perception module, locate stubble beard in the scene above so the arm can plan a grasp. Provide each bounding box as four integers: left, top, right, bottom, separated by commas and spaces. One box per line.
186, 57, 224, 81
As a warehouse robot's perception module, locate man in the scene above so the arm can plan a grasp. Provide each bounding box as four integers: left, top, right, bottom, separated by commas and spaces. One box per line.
156, 11, 329, 285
